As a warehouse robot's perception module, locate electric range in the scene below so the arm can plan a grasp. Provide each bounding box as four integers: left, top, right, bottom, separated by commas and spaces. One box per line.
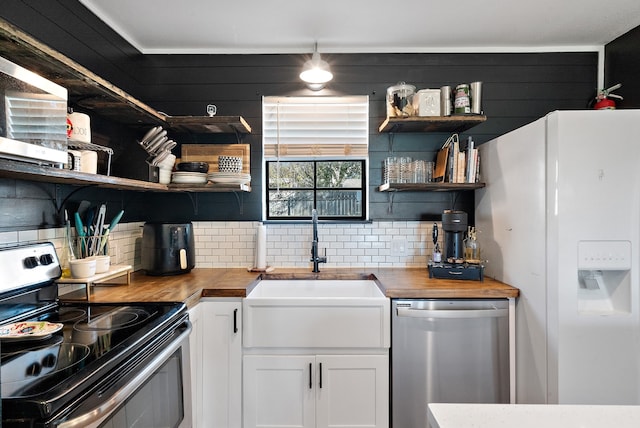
0, 242, 191, 427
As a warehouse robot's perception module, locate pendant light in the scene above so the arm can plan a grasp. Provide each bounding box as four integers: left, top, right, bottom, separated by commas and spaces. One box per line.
299, 43, 333, 90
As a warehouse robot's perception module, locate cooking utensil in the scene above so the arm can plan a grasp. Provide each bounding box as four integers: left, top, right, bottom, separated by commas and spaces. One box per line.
90, 204, 106, 256
64, 210, 76, 261
152, 150, 170, 166
74, 213, 85, 238
85, 206, 95, 235
148, 137, 169, 156
141, 126, 162, 145
158, 139, 176, 154
109, 209, 124, 231
146, 131, 167, 154
98, 209, 124, 254
76, 200, 90, 218
74, 212, 87, 257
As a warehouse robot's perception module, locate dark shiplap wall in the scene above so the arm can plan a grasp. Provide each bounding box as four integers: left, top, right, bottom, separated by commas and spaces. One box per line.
1, 1, 600, 230
605, 26, 640, 108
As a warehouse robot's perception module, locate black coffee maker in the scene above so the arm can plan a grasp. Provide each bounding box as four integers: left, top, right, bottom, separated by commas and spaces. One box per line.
442, 210, 468, 262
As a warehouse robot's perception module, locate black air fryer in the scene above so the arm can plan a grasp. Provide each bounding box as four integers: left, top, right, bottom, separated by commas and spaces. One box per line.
141, 222, 195, 275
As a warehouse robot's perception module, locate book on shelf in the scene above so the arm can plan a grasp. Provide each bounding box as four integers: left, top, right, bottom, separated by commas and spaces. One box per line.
457, 151, 466, 183
434, 140, 450, 182
448, 138, 459, 183
435, 134, 481, 183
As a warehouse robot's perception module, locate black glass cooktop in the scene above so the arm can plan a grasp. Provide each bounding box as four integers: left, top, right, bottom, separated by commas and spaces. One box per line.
1, 301, 185, 420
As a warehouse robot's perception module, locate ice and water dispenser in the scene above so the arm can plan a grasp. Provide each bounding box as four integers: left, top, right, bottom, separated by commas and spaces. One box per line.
577, 240, 631, 314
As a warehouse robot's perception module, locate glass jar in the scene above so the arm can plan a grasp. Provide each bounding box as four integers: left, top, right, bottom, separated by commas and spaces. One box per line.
386, 82, 416, 117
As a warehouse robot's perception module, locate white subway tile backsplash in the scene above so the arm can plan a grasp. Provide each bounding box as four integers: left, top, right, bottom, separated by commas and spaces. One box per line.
38, 228, 58, 240
3, 219, 443, 269
18, 229, 38, 242
0, 231, 19, 245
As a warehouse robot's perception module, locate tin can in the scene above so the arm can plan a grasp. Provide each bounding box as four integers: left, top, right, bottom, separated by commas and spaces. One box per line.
454, 84, 471, 114
440, 86, 452, 116
470, 81, 482, 114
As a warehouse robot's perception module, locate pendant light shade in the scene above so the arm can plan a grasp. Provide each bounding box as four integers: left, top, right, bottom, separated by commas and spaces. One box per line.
300, 45, 333, 90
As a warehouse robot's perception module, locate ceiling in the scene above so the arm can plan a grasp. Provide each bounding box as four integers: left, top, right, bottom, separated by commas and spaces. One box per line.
78, 0, 640, 54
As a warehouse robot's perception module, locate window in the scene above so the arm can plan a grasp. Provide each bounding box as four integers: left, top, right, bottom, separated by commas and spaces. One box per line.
267, 160, 365, 220
262, 96, 369, 220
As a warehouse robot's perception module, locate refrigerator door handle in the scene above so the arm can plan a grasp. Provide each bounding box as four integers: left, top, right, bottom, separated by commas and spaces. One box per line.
396, 307, 508, 319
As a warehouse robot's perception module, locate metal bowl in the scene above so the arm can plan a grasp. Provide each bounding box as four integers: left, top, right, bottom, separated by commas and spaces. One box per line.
176, 161, 209, 173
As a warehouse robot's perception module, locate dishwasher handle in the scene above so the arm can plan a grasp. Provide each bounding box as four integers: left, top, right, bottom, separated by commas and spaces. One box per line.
396, 307, 508, 319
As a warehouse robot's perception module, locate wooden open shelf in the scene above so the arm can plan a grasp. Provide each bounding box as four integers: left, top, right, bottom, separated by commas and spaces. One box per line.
378, 182, 485, 192
0, 18, 252, 195
165, 116, 252, 134
0, 158, 251, 193
0, 19, 252, 134
378, 115, 487, 133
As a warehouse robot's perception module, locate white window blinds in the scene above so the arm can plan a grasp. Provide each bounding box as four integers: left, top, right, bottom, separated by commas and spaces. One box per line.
262, 96, 369, 160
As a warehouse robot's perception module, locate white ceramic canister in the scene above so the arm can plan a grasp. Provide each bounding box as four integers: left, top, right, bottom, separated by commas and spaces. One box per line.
67, 112, 91, 143
413, 89, 441, 116
79, 150, 97, 174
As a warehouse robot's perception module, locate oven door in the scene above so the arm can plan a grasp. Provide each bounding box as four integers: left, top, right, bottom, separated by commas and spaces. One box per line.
54, 319, 192, 428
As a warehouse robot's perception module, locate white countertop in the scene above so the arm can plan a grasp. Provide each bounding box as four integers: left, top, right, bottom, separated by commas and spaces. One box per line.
427, 403, 640, 428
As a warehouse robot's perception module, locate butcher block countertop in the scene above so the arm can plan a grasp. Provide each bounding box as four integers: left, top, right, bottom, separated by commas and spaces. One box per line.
60, 268, 519, 308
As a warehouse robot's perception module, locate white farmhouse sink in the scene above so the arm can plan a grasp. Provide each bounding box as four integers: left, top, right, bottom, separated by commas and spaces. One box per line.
243, 280, 390, 349
247, 279, 386, 298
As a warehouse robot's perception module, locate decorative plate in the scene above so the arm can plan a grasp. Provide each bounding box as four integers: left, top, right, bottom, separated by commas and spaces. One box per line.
0, 321, 63, 340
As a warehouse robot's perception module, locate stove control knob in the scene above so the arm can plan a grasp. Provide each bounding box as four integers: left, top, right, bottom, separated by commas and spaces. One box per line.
23, 256, 39, 269
42, 353, 57, 368
40, 254, 54, 265
26, 362, 42, 377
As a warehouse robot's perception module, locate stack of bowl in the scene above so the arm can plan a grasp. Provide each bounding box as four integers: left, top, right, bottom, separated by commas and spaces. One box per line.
172, 161, 209, 184
209, 156, 251, 185
157, 154, 176, 184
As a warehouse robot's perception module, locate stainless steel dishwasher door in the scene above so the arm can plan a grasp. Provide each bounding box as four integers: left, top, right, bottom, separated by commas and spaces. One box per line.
391, 299, 510, 428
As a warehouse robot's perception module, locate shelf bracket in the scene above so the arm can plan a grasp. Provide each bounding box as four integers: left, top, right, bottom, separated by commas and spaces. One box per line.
53, 184, 96, 224
185, 192, 199, 215
233, 191, 244, 215
387, 191, 396, 214
233, 127, 243, 144
181, 191, 244, 216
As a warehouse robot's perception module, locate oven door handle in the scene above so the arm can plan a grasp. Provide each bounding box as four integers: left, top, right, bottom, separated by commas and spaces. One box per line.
58, 323, 191, 428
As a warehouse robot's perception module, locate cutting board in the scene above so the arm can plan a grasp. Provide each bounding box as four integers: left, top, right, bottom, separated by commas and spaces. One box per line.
181, 144, 250, 174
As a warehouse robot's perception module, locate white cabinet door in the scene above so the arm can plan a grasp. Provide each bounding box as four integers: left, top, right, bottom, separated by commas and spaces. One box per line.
244, 355, 316, 428
201, 299, 242, 428
188, 304, 202, 428
244, 354, 389, 428
316, 355, 389, 428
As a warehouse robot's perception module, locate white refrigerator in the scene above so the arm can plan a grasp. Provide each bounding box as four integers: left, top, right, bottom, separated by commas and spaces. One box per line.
475, 110, 640, 404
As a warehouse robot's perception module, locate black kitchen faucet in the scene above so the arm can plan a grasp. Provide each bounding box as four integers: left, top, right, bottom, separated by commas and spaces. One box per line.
310, 209, 327, 272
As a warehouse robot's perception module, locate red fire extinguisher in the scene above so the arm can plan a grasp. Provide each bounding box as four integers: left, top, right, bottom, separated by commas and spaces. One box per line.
593, 83, 623, 110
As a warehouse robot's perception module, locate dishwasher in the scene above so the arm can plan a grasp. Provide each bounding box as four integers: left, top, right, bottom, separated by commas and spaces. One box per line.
391, 299, 510, 428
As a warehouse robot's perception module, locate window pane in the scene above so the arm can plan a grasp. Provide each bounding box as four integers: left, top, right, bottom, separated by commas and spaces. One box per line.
268, 162, 314, 189
266, 160, 365, 220
268, 190, 314, 217
317, 190, 363, 217
316, 161, 363, 188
